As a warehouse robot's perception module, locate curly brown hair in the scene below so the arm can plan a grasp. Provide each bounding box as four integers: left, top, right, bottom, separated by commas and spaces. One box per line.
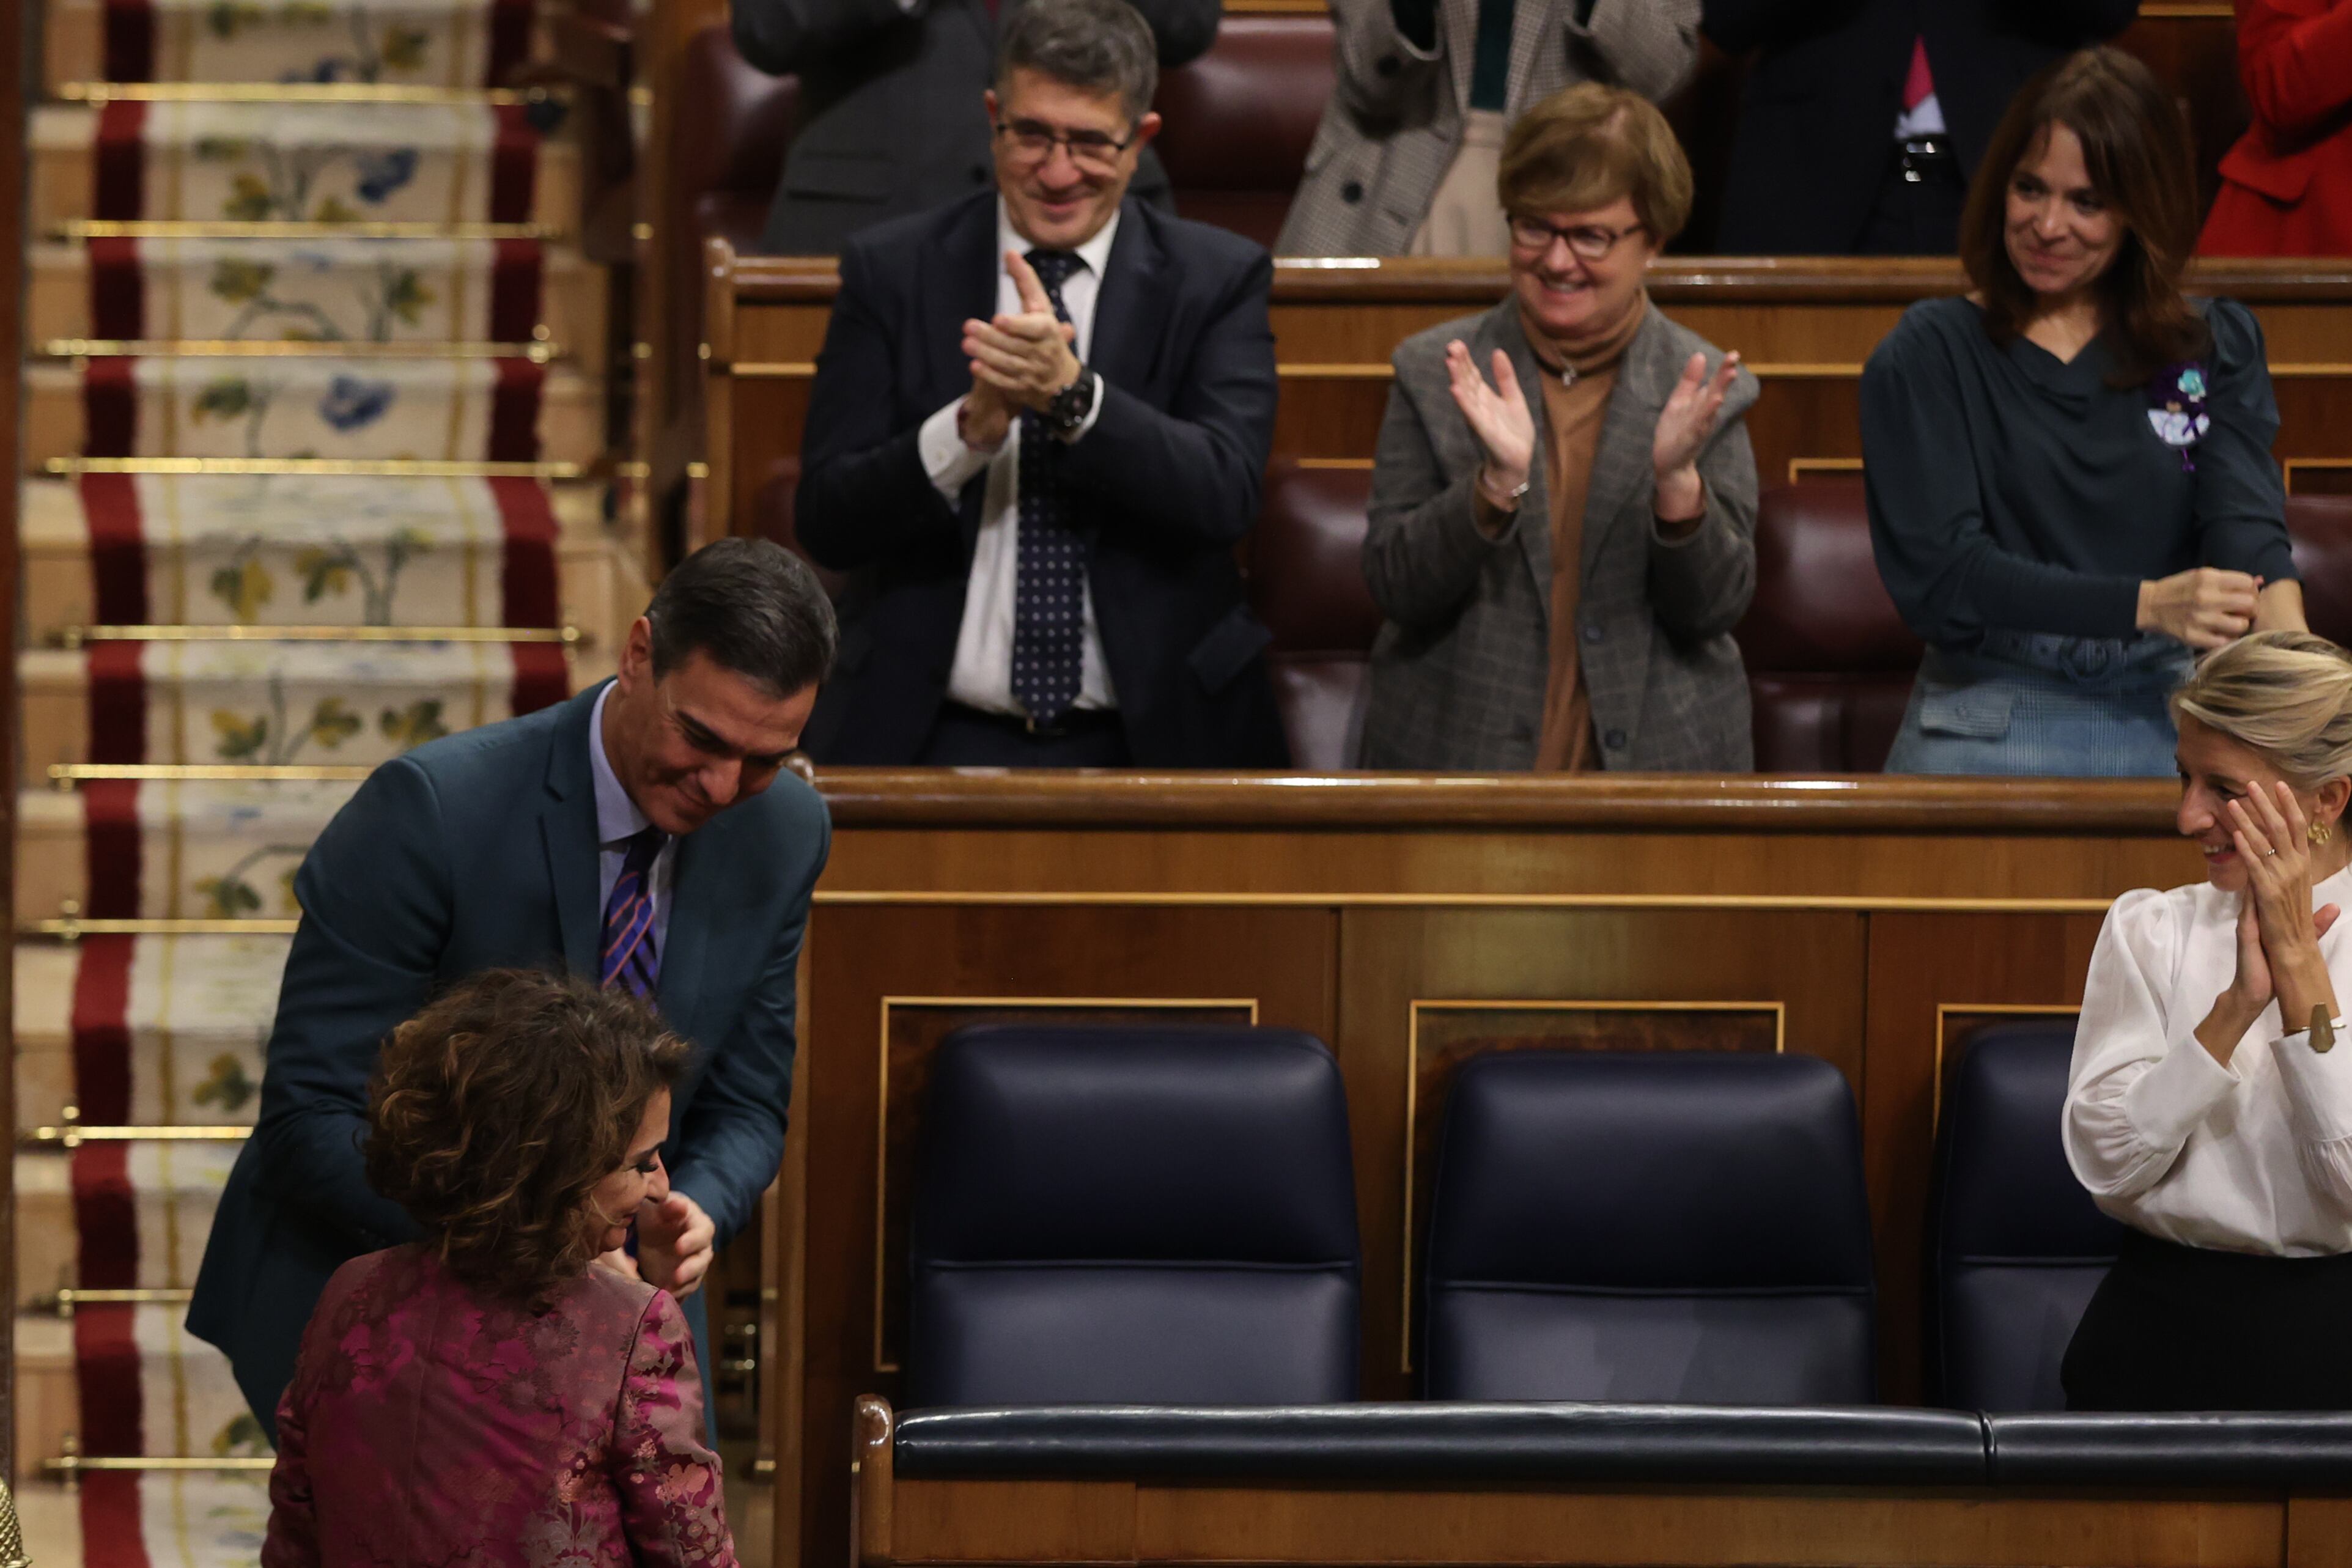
1958, 47, 2208, 388
365, 968, 690, 1306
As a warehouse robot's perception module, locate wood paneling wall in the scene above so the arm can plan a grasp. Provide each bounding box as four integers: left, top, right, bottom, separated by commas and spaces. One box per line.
771, 772, 2203, 1568
704, 256, 2352, 548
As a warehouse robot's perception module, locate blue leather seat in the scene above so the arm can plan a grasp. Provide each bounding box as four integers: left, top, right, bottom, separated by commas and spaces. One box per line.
1928, 1021, 2126, 1412
1423, 1051, 1876, 1404
904, 1024, 1362, 1408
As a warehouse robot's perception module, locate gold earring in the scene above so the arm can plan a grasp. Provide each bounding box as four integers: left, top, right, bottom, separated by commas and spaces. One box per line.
2312, 820, 2335, 847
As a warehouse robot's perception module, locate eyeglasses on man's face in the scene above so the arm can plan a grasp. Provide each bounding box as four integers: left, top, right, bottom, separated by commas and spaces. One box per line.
1508, 215, 1648, 261
994, 117, 1137, 172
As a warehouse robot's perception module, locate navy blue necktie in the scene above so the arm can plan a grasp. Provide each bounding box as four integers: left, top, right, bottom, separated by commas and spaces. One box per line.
1012, 248, 1086, 727
600, 826, 667, 998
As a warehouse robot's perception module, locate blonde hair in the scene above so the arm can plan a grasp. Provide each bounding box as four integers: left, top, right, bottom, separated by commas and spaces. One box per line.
1496, 82, 1694, 243
2171, 631, 2352, 789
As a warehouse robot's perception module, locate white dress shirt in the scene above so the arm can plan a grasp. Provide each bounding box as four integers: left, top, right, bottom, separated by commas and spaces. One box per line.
589, 681, 676, 959
2065, 866, 2352, 1256
915, 202, 1119, 716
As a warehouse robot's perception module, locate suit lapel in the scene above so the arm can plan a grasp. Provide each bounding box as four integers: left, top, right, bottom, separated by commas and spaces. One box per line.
1087, 202, 1165, 394
1580, 303, 1675, 578
540, 683, 606, 978
1478, 304, 1554, 627
1502, 0, 1560, 115
655, 819, 715, 1043
921, 195, 1004, 550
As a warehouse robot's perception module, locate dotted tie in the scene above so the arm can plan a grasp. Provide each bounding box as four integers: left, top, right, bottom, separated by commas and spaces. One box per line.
1012, 248, 1086, 728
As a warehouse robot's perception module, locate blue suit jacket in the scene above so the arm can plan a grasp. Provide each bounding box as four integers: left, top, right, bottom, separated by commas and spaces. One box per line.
186, 682, 831, 1427
792, 191, 1289, 767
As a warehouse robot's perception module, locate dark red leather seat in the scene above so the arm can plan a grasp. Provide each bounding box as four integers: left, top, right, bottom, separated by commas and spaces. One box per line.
745, 456, 849, 600
1150, 15, 1334, 249
2290, 495, 2352, 647
1249, 462, 1382, 770
1734, 480, 1923, 774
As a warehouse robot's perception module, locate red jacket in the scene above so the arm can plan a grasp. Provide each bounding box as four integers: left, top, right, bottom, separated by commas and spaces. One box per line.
2199, 0, 2352, 256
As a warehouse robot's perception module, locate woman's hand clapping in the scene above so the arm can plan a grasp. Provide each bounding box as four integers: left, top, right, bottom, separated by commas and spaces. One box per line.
2139, 567, 2262, 650
1444, 340, 1535, 511
2203, 779, 2343, 1069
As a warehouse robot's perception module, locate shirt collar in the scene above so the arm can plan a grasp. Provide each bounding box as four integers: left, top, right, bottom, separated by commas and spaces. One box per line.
588, 681, 652, 849
995, 198, 1121, 286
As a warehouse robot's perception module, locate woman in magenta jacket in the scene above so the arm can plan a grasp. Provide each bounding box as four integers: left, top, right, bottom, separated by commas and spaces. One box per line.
2199, 0, 2352, 255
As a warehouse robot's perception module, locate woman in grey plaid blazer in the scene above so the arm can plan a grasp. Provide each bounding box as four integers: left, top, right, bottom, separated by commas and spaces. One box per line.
1359, 85, 1759, 771
1275, 0, 1697, 257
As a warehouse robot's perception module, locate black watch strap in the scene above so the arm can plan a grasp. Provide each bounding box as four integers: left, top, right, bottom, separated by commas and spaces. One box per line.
1044, 367, 1096, 438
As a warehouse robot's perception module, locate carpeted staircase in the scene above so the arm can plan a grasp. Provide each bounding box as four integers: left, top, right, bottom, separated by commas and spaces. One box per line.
16, 1, 643, 1556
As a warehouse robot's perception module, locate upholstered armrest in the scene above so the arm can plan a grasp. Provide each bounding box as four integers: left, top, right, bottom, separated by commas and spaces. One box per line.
1986, 1414, 2352, 1487
892, 1404, 1990, 1486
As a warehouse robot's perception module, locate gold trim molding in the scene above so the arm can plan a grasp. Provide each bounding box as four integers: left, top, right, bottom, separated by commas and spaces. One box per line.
43, 339, 558, 363
56, 82, 553, 105
56, 221, 555, 241
53, 458, 583, 478
50, 623, 580, 648
1931, 1003, 2082, 1128
50, 762, 374, 787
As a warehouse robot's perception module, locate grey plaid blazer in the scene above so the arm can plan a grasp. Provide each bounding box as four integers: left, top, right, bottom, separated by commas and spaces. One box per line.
1275, 0, 1697, 257
1358, 298, 1760, 771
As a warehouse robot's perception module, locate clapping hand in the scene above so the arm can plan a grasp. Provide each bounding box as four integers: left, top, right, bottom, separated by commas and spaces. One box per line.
961, 249, 1083, 418
1444, 340, 1534, 508
1651, 350, 1741, 521
2225, 779, 2342, 1026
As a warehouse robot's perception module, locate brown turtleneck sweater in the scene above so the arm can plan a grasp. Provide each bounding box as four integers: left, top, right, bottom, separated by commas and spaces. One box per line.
1522, 294, 1645, 771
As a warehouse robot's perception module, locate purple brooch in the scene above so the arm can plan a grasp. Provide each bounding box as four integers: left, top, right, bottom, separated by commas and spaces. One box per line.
2147, 363, 2210, 473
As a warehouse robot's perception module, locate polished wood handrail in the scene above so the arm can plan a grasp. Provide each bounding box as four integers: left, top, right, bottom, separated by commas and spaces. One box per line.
808, 770, 2182, 833
723, 254, 2352, 311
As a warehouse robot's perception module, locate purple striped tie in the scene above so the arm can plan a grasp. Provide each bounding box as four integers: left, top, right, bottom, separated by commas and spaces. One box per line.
600, 826, 668, 998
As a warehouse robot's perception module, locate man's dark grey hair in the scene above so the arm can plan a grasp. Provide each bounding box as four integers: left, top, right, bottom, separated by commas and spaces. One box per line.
995, 0, 1159, 127
645, 537, 838, 696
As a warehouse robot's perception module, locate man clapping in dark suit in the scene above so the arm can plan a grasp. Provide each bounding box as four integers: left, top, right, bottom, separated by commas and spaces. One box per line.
188, 539, 838, 1437
795, 0, 1286, 767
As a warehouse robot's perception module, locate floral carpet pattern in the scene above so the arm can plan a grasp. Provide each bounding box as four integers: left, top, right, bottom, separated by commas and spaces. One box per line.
18, 0, 600, 1557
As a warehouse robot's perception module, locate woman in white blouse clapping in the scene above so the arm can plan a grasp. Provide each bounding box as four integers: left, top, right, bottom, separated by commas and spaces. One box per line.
2064, 631, 2352, 1410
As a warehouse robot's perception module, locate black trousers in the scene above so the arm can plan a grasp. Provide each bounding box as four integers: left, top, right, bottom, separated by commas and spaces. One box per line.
915, 702, 1132, 767
2063, 1228, 2352, 1410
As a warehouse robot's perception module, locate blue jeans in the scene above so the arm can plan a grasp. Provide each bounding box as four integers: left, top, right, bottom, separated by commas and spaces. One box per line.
1884, 631, 2196, 778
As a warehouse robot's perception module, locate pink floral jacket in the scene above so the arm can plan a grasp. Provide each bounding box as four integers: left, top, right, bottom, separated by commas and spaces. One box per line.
262, 1245, 737, 1567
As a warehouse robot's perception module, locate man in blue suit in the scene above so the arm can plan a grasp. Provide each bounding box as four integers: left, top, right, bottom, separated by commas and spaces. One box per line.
792, 0, 1287, 768
188, 538, 838, 1437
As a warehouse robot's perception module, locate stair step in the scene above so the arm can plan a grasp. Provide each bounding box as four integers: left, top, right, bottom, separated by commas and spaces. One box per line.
20, 639, 569, 786
46, 0, 538, 94
31, 101, 577, 229
23, 355, 604, 469
18, 1305, 253, 1462
16, 933, 290, 1130
18, 1143, 243, 1308
26, 237, 607, 370
21, 780, 358, 924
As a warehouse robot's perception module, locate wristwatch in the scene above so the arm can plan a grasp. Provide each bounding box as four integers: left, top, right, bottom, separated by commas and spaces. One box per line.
1041, 366, 1098, 440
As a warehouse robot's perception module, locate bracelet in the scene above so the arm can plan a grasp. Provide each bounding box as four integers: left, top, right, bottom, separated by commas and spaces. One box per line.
1478, 469, 1532, 511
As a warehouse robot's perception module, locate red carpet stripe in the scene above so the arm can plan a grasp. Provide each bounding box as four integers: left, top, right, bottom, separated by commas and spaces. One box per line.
488, 0, 534, 85
490, 237, 545, 344
89, 235, 146, 342
88, 641, 150, 765
81, 471, 151, 627
512, 642, 570, 715
94, 100, 148, 221
83, 356, 139, 458
83, 778, 146, 924
73, 1143, 141, 1291
71, 934, 138, 1127
81, 1473, 155, 1568
490, 104, 539, 224
488, 356, 545, 462
75, 1303, 148, 1457
491, 476, 560, 627
101, 0, 157, 81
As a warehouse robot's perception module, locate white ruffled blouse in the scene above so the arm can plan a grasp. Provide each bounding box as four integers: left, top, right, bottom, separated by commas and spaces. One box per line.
2065, 866, 2352, 1256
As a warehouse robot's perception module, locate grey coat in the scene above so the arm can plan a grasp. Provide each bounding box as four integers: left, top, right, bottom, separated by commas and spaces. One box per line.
1275, 0, 1697, 257
1358, 298, 1760, 771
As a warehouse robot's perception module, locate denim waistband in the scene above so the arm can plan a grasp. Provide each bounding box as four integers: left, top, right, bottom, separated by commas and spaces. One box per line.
1928, 630, 2195, 692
